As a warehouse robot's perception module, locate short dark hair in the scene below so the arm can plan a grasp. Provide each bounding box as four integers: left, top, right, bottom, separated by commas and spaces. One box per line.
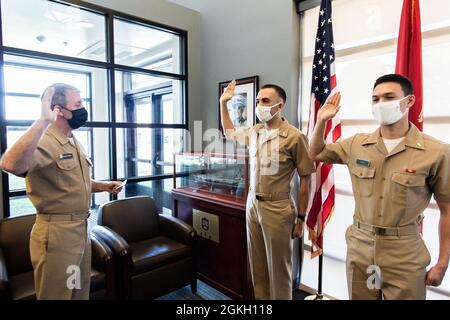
373, 74, 413, 96
261, 84, 287, 102
42, 83, 80, 109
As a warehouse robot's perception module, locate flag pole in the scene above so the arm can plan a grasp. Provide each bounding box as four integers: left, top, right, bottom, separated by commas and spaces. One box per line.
318, 253, 323, 297
303, 0, 335, 301
305, 250, 329, 300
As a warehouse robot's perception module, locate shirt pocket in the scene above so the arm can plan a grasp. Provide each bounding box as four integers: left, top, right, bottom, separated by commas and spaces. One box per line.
56, 159, 80, 188
391, 172, 426, 205
351, 166, 376, 197
56, 159, 78, 170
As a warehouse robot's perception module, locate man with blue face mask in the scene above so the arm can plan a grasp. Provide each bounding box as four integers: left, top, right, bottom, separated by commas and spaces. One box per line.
0, 83, 124, 300
309, 74, 450, 299
220, 81, 315, 299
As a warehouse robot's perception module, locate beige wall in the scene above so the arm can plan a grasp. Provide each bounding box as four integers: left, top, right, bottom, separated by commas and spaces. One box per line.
197, 0, 301, 131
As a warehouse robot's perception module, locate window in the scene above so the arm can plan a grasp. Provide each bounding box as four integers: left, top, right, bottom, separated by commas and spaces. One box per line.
114, 71, 184, 124
113, 18, 182, 74
116, 128, 185, 178
299, 0, 450, 300
3, 54, 109, 122
1, 0, 107, 62
0, 0, 188, 218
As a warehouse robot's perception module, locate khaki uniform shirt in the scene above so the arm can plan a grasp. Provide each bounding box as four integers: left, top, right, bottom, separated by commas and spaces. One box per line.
25, 125, 92, 215
233, 118, 315, 198
317, 123, 450, 227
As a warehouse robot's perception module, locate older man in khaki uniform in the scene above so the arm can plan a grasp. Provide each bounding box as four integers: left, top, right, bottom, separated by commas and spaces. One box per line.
1, 84, 123, 300
309, 74, 450, 299
220, 81, 315, 300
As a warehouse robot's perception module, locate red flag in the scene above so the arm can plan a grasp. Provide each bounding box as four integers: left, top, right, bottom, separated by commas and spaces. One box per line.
306, 0, 341, 258
395, 0, 423, 131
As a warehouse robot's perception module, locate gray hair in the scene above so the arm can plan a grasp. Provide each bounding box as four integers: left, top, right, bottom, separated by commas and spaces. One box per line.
42, 83, 80, 109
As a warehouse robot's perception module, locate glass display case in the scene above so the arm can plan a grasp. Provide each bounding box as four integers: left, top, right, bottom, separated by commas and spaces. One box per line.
173, 152, 249, 202
172, 152, 253, 299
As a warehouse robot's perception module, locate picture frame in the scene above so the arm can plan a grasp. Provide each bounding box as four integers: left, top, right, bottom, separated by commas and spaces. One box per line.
218, 76, 259, 137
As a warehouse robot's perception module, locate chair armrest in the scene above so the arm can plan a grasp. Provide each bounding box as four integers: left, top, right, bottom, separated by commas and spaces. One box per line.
90, 233, 113, 272
91, 225, 130, 258
159, 214, 196, 246
90, 232, 116, 299
0, 248, 11, 300
91, 225, 132, 299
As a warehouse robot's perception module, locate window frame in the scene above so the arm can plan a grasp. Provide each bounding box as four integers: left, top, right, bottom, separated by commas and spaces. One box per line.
0, 0, 189, 217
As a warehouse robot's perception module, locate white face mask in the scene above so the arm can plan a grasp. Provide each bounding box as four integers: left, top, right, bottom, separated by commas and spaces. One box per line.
372, 96, 410, 125
256, 103, 280, 123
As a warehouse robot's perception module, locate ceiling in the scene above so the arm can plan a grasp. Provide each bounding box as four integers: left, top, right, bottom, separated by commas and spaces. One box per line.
1, 0, 176, 66
167, 0, 202, 12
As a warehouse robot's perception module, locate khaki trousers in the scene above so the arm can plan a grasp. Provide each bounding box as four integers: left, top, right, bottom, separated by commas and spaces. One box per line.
346, 225, 431, 300
29, 215, 91, 300
246, 194, 295, 300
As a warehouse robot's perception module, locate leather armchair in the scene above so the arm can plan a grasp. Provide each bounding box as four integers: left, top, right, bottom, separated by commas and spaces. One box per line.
89, 232, 116, 300
0, 213, 116, 300
0, 214, 35, 300
92, 196, 196, 299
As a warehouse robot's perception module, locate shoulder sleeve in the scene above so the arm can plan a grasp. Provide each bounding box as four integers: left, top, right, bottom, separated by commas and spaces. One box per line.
292, 132, 316, 176
429, 144, 450, 202
25, 139, 54, 176
316, 135, 355, 165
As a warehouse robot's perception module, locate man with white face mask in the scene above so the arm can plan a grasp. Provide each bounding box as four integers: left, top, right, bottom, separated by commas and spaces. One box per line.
309, 74, 450, 299
220, 81, 315, 300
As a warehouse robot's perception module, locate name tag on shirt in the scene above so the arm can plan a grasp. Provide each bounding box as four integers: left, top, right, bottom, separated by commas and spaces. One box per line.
59, 153, 74, 160
356, 159, 370, 167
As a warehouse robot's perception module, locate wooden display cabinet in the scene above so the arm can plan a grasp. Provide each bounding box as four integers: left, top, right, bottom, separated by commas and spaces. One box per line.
171, 152, 253, 299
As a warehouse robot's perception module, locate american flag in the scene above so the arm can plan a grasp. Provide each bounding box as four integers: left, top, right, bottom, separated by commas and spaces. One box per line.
306, 0, 341, 258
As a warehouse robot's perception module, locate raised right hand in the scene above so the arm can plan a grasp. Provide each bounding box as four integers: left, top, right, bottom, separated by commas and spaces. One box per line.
40, 87, 59, 124
317, 91, 341, 123
219, 80, 236, 105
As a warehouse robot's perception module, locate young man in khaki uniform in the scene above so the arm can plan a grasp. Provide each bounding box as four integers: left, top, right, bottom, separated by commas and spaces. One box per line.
309, 74, 450, 299
220, 81, 315, 300
1, 84, 124, 300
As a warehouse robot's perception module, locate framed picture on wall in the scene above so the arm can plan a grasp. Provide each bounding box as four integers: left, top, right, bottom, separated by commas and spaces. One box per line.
218, 76, 259, 137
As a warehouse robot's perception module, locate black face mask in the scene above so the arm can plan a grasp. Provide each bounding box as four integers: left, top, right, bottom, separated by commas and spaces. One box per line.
62, 107, 88, 129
